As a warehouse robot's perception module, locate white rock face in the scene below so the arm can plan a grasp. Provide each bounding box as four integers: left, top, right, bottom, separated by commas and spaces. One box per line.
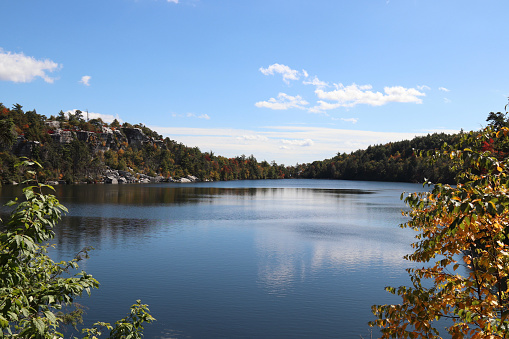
45, 121, 60, 129
105, 177, 118, 184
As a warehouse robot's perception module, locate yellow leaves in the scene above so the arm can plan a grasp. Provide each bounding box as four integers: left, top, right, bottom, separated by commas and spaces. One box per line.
497, 128, 509, 137
372, 122, 509, 338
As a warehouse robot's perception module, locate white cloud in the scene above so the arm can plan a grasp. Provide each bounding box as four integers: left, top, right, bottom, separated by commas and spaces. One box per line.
172, 112, 211, 119
281, 139, 314, 147
443, 98, 451, 104
315, 83, 425, 108
148, 125, 437, 165
238, 135, 269, 142
0, 49, 61, 83
259, 63, 307, 84
167, 0, 178, 3
80, 75, 91, 86
303, 76, 329, 89
417, 85, 431, 91
340, 118, 358, 124
438, 87, 450, 92
308, 100, 340, 114
65, 109, 122, 124
255, 93, 309, 110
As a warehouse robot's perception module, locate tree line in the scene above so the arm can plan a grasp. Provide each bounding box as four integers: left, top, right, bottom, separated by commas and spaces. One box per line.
298, 132, 459, 183
3, 101, 498, 185
0, 103, 293, 184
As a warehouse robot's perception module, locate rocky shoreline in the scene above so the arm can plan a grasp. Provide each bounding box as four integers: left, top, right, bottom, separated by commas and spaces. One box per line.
43, 168, 202, 185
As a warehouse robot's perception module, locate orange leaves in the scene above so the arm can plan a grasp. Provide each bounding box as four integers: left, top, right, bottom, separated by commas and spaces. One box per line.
371, 114, 509, 338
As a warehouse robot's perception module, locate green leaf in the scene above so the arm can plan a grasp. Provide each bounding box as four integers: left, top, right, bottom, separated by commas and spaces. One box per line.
43, 310, 57, 323
0, 315, 8, 328
33, 317, 46, 334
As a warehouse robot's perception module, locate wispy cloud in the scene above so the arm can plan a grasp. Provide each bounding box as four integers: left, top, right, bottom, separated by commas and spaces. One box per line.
80, 75, 91, 86
340, 118, 358, 124
0, 49, 61, 83
281, 138, 314, 147
148, 125, 441, 164
315, 84, 425, 108
172, 112, 211, 119
438, 87, 450, 92
303, 76, 329, 89
237, 135, 269, 142
308, 101, 339, 114
255, 93, 309, 110
444, 98, 451, 104
259, 63, 308, 84
417, 85, 431, 91
167, 0, 178, 3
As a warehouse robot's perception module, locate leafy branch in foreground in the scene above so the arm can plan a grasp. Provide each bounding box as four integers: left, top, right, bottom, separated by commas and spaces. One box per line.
370, 114, 509, 338
0, 158, 154, 338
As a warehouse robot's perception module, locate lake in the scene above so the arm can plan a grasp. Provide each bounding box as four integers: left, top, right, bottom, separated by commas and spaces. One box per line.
0, 179, 427, 338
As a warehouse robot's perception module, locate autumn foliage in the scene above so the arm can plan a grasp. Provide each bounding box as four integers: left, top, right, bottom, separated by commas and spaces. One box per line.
371, 119, 509, 337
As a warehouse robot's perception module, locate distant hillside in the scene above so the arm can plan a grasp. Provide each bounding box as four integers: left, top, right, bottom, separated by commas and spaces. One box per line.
0, 102, 464, 185
297, 133, 459, 184
0, 103, 293, 184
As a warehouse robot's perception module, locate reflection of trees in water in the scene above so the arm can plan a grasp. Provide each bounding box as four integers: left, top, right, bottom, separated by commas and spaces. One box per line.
1, 183, 375, 208
52, 216, 163, 253
57, 185, 375, 206
2, 183, 381, 267
2, 185, 381, 258
51, 185, 207, 205
50, 185, 263, 205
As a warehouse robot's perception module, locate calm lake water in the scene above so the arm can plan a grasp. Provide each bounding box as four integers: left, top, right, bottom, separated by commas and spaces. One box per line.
0, 179, 428, 338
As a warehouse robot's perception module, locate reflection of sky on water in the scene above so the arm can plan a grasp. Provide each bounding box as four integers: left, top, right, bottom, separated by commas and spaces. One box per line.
253, 199, 415, 298
0, 179, 428, 338
255, 228, 414, 296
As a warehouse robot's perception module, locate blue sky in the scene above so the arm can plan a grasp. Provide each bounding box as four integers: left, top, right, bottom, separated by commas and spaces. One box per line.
1, 0, 508, 165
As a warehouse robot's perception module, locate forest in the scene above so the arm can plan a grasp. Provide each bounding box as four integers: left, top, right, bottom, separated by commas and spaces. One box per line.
299, 132, 459, 183
0, 103, 292, 184
0, 101, 483, 185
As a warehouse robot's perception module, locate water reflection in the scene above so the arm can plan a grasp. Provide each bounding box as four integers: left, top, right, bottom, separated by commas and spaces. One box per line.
254, 219, 414, 298
53, 216, 169, 253
0, 183, 376, 207
0, 179, 425, 338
